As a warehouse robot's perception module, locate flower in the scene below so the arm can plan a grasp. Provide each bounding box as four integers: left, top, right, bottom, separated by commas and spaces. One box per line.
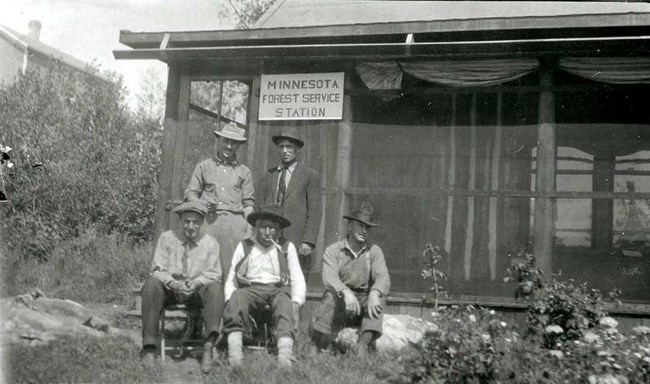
481, 333, 491, 343
489, 310, 495, 315
468, 314, 477, 322
599, 317, 618, 329
584, 331, 600, 343
545, 325, 564, 334
548, 350, 563, 359
632, 325, 650, 335
500, 321, 507, 328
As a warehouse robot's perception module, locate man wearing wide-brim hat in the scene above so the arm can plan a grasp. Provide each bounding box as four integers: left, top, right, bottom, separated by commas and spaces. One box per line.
258, 126, 322, 279
222, 204, 306, 369
140, 201, 224, 372
310, 202, 391, 357
184, 122, 255, 280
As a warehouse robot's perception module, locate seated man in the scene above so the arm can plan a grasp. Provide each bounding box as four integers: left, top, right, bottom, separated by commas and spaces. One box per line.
223, 205, 306, 368
140, 201, 224, 373
311, 202, 391, 356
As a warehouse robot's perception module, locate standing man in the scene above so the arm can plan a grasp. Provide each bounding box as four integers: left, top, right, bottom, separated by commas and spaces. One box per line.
223, 205, 306, 368
311, 202, 391, 357
185, 122, 255, 278
259, 127, 322, 276
140, 201, 224, 373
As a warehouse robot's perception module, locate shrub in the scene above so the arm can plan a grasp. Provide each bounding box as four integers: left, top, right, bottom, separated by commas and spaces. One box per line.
526, 280, 619, 346
0, 63, 161, 263
390, 306, 517, 383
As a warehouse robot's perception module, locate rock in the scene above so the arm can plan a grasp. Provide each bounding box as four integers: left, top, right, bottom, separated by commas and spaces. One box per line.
334, 314, 438, 352
0, 290, 134, 346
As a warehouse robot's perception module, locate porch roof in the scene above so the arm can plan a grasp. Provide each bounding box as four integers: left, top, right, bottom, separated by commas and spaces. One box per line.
114, 1, 650, 62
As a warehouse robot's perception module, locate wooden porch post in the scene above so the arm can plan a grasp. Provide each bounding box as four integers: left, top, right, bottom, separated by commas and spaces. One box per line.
533, 61, 556, 276
246, 75, 262, 167
592, 152, 615, 249
155, 65, 182, 241
335, 75, 354, 239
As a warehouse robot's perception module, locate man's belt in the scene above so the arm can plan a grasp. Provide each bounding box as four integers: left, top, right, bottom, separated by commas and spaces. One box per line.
250, 281, 284, 288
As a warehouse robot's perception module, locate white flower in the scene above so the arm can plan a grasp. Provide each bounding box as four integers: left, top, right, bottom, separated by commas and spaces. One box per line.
545, 325, 564, 334
481, 333, 491, 343
500, 321, 507, 328
632, 325, 650, 335
489, 310, 495, 315
548, 350, 563, 359
505, 338, 512, 343
584, 331, 600, 343
599, 317, 618, 329
468, 314, 477, 322
6, 161, 13, 168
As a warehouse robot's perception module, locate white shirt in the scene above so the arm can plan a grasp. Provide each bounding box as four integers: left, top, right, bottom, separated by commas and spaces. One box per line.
225, 238, 306, 305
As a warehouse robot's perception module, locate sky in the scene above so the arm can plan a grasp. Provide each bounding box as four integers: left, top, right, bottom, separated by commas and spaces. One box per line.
0, 0, 237, 106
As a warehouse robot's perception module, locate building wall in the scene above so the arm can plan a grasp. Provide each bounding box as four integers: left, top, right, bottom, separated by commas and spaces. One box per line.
0, 38, 24, 87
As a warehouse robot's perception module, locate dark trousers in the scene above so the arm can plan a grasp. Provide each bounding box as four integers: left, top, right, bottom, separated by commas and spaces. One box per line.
222, 284, 295, 339
141, 276, 224, 348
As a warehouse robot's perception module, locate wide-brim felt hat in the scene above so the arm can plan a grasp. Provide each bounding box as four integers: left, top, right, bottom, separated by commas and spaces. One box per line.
214, 122, 247, 142
174, 201, 208, 217
272, 127, 304, 148
247, 204, 292, 228
343, 202, 378, 227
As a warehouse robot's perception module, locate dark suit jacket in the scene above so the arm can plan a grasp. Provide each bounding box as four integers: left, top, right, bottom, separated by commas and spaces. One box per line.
259, 162, 323, 249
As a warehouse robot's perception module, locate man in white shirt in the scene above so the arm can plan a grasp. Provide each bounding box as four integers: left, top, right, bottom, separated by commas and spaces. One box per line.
223, 204, 306, 368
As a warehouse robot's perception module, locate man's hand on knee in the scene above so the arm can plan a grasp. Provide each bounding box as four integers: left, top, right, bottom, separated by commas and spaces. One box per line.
367, 290, 383, 319
341, 289, 361, 316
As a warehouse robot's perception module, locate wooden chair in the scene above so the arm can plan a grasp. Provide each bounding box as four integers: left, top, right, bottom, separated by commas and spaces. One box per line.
159, 304, 203, 361
244, 305, 275, 351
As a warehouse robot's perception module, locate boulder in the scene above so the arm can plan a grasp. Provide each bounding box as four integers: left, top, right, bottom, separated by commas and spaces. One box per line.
334, 314, 437, 352
0, 289, 138, 346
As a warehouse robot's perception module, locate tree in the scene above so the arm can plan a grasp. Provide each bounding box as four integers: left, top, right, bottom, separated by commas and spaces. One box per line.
220, 0, 277, 29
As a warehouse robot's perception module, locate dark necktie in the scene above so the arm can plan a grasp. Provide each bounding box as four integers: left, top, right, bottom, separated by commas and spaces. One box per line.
183, 241, 192, 277
276, 167, 287, 205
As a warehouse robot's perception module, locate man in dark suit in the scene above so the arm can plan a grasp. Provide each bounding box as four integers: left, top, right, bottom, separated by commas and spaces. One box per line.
258, 127, 322, 277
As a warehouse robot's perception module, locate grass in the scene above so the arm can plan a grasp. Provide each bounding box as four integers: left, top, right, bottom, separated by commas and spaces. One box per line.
6, 335, 163, 384
5, 326, 402, 384
1, 229, 151, 305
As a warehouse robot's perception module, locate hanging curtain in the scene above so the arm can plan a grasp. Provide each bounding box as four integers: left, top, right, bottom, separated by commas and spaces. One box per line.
399, 59, 540, 87
558, 57, 650, 84
356, 59, 539, 89
355, 62, 403, 90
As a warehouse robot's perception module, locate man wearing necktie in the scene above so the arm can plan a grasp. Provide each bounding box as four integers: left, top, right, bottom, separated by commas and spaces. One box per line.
140, 201, 224, 373
258, 127, 322, 279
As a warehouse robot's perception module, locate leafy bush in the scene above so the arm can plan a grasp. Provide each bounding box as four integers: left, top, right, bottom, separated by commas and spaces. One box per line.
388, 305, 649, 384
390, 306, 516, 383
526, 280, 620, 345
0, 62, 161, 263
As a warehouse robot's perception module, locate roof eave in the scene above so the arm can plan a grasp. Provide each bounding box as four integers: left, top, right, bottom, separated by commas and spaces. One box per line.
113, 35, 650, 63
118, 13, 650, 50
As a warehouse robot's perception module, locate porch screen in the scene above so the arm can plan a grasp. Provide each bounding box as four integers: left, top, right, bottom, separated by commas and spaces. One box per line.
348, 91, 538, 298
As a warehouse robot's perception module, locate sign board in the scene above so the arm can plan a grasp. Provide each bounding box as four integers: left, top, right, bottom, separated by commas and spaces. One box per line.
259, 72, 344, 121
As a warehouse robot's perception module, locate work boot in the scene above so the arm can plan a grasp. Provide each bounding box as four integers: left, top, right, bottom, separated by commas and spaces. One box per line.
201, 342, 214, 374
227, 331, 244, 367
141, 350, 157, 369
277, 336, 294, 369
355, 342, 369, 358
